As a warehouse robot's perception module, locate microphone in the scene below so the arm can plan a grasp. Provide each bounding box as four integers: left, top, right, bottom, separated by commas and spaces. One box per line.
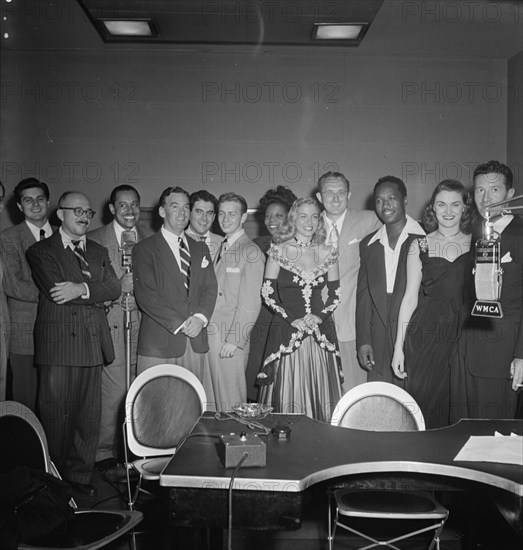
121, 230, 137, 271
471, 218, 503, 318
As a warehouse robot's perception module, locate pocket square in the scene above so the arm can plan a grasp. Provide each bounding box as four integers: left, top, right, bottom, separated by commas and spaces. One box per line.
501, 252, 512, 263
226, 267, 240, 273
201, 257, 209, 268
348, 238, 361, 245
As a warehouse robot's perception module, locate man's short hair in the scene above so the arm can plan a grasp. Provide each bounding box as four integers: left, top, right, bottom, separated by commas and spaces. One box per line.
473, 160, 513, 189
159, 186, 190, 207
14, 178, 50, 204
374, 176, 407, 199
109, 185, 141, 206
218, 192, 248, 214
317, 171, 350, 193
190, 190, 218, 211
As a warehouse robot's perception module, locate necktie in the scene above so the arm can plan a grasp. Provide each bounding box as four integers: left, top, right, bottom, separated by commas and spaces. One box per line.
330, 224, 339, 247
39, 229, 46, 241
178, 237, 191, 293
71, 240, 91, 279
215, 237, 228, 265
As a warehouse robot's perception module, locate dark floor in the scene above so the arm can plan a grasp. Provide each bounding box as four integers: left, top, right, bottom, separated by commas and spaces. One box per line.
74, 470, 522, 550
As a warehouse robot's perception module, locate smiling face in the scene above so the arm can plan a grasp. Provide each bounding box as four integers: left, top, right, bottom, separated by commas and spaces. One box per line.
433, 190, 466, 232
264, 202, 288, 236
473, 172, 514, 219
160, 192, 190, 235
316, 176, 350, 220
218, 200, 247, 236
18, 186, 49, 228
374, 181, 407, 226
189, 199, 216, 236
110, 189, 140, 230
58, 192, 92, 239
294, 202, 320, 241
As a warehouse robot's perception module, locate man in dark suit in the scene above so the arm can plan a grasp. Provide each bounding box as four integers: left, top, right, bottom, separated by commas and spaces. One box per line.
88, 185, 151, 469
356, 176, 425, 384
133, 186, 217, 402
457, 160, 522, 419
27, 192, 121, 496
0, 178, 53, 411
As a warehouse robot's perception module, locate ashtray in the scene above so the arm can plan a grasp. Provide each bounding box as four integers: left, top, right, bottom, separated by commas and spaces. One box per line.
231, 403, 273, 419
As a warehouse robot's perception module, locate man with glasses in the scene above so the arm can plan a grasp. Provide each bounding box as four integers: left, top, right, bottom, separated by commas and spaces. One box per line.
27, 191, 121, 499
316, 171, 381, 392
0, 177, 53, 410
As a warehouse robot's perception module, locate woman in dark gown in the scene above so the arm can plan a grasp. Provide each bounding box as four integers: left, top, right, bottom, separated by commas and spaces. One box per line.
392, 180, 474, 428
246, 186, 296, 401
257, 197, 342, 422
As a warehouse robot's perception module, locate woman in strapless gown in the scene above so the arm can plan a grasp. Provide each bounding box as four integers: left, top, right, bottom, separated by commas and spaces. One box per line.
257, 197, 343, 423
392, 180, 474, 428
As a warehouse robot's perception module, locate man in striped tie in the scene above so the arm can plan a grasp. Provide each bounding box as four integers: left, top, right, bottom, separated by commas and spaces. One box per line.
26, 191, 121, 499
132, 187, 217, 402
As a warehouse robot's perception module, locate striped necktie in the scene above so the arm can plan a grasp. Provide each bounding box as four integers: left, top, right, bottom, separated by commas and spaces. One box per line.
215, 237, 228, 265
178, 236, 191, 293
39, 229, 46, 241
71, 240, 91, 279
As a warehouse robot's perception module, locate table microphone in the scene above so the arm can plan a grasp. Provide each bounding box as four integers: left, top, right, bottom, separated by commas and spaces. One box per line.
121, 230, 137, 270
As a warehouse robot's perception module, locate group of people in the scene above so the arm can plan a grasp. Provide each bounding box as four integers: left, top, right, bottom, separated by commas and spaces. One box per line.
0, 159, 521, 496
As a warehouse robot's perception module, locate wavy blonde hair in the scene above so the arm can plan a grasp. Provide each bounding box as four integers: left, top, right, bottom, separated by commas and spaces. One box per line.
273, 197, 326, 244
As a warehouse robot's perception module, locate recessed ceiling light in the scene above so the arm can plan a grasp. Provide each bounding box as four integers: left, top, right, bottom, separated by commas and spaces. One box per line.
100, 19, 156, 37
313, 23, 368, 42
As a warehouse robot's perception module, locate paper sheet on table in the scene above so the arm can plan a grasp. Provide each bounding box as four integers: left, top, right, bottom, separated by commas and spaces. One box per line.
454, 434, 523, 466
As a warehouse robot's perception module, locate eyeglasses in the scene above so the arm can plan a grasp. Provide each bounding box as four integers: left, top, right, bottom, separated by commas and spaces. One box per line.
60, 207, 96, 219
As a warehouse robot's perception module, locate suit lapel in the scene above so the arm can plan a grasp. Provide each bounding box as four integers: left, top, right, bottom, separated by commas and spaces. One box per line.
366, 240, 388, 325
156, 232, 186, 294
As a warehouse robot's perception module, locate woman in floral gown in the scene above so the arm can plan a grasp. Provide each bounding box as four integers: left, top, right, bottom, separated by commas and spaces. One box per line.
392, 180, 473, 428
257, 197, 342, 422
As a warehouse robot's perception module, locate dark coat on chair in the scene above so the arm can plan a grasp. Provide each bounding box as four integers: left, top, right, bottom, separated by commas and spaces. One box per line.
132, 231, 218, 359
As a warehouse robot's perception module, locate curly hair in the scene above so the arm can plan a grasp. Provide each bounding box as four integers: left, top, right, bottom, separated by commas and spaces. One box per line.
273, 197, 326, 244
422, 179, 474, 234
473, 160, 513, 189
258, 185, 297, 213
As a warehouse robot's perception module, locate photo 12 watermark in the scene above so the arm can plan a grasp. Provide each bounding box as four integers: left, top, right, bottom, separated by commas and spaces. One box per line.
401, 1, 521, 24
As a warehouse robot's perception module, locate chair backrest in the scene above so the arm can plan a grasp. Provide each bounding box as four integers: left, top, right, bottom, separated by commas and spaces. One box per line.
331, 382, 425, 432
125, 364, 206, 457
0, 401, 52, 473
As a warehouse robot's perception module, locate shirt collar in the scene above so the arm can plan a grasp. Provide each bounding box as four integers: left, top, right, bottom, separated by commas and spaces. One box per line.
492, 214, 513, 235
186, 226, 208, 241
368, 215, 425, 246
25, 220, 52, 241
59, 227, 86, 248
322, 209, 346, 231
224, 228, 245, 246
161, 225, 188, 247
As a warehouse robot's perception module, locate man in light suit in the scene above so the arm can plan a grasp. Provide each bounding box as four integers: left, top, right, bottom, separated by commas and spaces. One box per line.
206, 192, 265, 411
457, 160, 522, 419
132, 186, 217, 401
186, 190, 222, 262
316, 171, 381, 392
26, 192, 121, 496
88, 184, 151, 469
356, 176, 424, 384
0, 177, 53, 410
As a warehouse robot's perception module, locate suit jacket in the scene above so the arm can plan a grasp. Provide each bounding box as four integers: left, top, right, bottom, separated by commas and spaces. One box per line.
0, 222, 54, 354
356, 229, 424, 377
26, 230, 121, 367
463, 215, 523, 377
210, 233, 265, 349
330, 209, 382, 342
133, 231, 217, 358
87, 222, 152, 366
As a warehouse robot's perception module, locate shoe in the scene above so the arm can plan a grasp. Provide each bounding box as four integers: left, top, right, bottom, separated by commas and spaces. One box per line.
104, 464, 138, 484
68, 481, 98, 498
95, 457, 118, 472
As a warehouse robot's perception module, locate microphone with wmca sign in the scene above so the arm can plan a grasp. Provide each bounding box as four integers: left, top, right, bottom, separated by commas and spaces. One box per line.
121, 230, 137, 271
472, 193, 523, 318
